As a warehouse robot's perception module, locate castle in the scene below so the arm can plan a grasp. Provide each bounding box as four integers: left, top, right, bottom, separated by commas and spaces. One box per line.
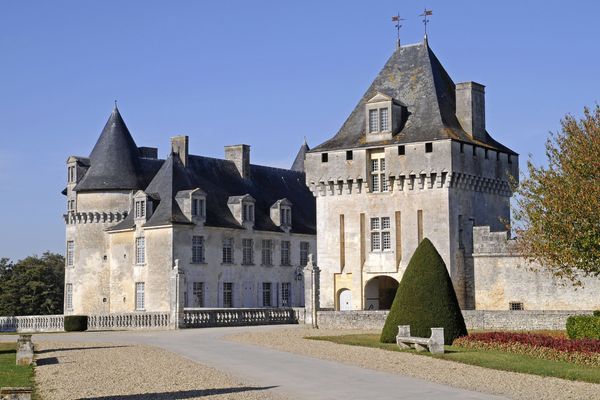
63, 39, 600, 316
63, 108, 315, 315
303, 39, 600, 312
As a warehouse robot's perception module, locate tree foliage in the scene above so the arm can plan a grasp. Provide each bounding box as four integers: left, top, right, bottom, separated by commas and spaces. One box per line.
380, 238, 467, 344
513, 105, 600, 282
0, 252, 65, 316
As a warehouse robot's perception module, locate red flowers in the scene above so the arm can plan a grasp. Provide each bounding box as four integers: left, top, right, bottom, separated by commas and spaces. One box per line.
454, 332, 600, 366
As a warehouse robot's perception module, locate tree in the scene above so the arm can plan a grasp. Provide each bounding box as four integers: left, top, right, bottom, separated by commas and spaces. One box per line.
380, 239, 467, 344
513, 105, 600, 283
0, 252, 65, 316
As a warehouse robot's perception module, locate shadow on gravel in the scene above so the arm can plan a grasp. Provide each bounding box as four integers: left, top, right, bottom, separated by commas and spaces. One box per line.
80, 386, 279, 399
36, 345, 130, 354
36, 356, 59, 366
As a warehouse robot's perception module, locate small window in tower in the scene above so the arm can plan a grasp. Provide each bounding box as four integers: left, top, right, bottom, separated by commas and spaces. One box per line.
368, 109, 378, 133
379, 108, 389, 131
460, 143, 464, 153
508, 155, 513, 164
425, 143, 433, 153
496, 151, 501, 162
321, 153, 328, 163
346, 150, 353, 160
485, 149, 489, 159
509, 302, 524, 311
398, 145, 405, 156
472, 145, 477, 157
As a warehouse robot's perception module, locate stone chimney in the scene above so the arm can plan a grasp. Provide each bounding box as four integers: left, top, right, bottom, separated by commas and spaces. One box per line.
225, 144, 250, 179
456, 82, 486, 141
171, 135, 189, 166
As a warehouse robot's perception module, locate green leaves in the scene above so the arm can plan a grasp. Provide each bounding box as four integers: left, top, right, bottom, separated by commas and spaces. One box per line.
0, 252, 65, 316
513, 105, 600, 283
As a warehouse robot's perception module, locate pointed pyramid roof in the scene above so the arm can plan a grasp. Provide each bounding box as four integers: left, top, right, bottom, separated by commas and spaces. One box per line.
291, 139, 310, 172
312, 42, 516, 154
75, 106, 143, 191
143, 153, 195, 227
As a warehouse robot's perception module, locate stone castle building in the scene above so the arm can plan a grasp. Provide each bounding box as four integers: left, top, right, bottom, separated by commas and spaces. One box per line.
63, 107, 315, 314
304, 39, 600, 312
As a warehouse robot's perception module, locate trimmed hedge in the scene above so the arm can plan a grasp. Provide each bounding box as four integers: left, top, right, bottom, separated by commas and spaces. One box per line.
566, 315, 600, 340
380, 238, 467, 344
593, 310, 600, 317
64, 315, 88, 332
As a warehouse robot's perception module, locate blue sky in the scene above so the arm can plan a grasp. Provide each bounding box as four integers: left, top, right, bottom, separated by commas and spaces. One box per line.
1, 1, 598, 261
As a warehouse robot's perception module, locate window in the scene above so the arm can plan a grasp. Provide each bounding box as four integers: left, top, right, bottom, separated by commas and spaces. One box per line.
496, 151, 501, 161
425, 142, 433, 153
242, 203, 254, 222
222, 237, 234, 264
369, 109, 378, 133
135, 237, 145, 265
66, 283, 73, 310
192, 198, 205, 217
135, 282, 145, 311
484, 149, 489, 159
300, 242, 310, 266
370, 154, 388, 193
223, 282, 233, 308
346, 150, 353, 160
135, 200, 145, 219
508, 155, 513, 164
192, 236, 205, 263
281, 240, 291, 266
68, 166, 75, 183
371, 217, 391, 251
242, 238, 254, 265
509, 302, 524, 311
472, 145, 477, 157
281, 282, 291, 306
398, 145, 405, 155
460, 143, 464, 153
281, 207, 292, 226
262, 282, 272, 307
417, 210, 424, 243
192, 282, 204, 307
321, 153, 328, 163
66, 241, 74, 267
262, 240, 273, 266
379, 108, 389, 131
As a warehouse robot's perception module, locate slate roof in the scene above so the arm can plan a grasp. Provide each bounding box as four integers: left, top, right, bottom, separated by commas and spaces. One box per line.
291, 140, 310, 172
311, 42, 517, 155
75, 106, 152, 191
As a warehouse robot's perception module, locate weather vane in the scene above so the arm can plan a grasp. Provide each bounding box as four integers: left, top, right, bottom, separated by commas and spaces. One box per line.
419, 8, 433, 38
391, 13, 405, 48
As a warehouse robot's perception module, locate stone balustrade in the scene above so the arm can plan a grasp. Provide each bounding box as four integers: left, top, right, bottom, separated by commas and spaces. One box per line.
88, 313, 170, 330
181, 308, 298, 328
0, 315, 64, 333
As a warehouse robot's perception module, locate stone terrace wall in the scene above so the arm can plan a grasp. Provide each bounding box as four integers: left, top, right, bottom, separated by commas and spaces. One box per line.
316, 310, 593, 331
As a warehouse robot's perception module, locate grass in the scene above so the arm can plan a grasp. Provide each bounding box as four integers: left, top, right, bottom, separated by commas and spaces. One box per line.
0, 342, 34, 388
308, 334, 600, 384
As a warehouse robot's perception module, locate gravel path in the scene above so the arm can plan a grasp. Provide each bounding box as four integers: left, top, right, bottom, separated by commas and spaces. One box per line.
34, 341, 287, 400
226, 327, 600, 400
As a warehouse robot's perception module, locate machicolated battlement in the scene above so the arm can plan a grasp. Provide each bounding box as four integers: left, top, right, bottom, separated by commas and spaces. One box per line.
63, 211, 128, 225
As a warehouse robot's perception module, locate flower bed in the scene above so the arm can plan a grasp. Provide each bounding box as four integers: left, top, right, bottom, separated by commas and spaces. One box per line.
453, 332, 600, 366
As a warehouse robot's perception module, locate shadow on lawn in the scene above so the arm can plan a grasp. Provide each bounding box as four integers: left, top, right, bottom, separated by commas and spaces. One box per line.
80, 386, 279, 399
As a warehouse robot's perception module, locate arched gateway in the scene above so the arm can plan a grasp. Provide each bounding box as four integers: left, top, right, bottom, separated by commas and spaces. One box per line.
364, 276, 399, 310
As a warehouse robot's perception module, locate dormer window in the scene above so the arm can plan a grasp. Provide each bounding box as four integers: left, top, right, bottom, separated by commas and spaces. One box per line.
133, 191, 152, 222
242, 203, 254, 222
135, 199, 146, 219
192, 198, 205, 218
228, 194, 256, 228
368, 107, 390, 133
176, 188, 206, 223
365, 92, 405, 143
270, 198, 293, 232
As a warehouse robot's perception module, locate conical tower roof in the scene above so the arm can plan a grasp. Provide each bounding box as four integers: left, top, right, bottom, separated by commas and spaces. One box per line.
290, 139, 310, 172
75, 106, 143, 191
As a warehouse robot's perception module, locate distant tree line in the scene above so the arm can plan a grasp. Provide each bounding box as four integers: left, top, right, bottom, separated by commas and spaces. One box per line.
0, 252, 64, 316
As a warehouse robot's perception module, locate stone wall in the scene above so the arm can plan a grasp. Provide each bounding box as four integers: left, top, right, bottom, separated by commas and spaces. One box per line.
315, 310, 594, 331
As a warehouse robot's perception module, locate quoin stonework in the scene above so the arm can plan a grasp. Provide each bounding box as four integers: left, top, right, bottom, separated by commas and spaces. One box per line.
63, 107, 315, 315
303, 38, 600, 312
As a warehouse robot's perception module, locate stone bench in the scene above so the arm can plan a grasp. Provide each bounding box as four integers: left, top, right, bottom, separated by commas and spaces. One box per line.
0, 387, 32, 400
396, 325, 444, 354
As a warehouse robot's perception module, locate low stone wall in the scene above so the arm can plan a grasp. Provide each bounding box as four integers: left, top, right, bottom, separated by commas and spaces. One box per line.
0, 315, 64, 333
181, 308, 298, 328
316, 310, 594, 331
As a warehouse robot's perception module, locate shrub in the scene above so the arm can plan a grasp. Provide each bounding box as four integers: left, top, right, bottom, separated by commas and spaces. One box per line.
454, 332, 600, 366
380, 238, 467, 344
64, 315, 88, 332
566, 315, 600, 340
593, 310, 600, 317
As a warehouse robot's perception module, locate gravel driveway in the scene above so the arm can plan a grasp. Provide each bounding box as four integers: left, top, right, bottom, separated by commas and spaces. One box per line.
34, 341, 287, 400
226, 327, 600, 400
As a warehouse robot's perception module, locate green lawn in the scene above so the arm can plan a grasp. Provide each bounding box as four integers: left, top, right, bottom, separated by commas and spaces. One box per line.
0, 343, 34, 388
308, 334, 600, 384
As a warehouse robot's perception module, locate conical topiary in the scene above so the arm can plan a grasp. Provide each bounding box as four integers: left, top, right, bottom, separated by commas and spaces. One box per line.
380, 238, 467, 344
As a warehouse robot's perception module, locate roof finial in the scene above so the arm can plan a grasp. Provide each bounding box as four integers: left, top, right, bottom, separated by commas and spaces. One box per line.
114, 99, 118, 110
419, 8, 433, 43
391, 13, 405, 49
303, 136, 308, 146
